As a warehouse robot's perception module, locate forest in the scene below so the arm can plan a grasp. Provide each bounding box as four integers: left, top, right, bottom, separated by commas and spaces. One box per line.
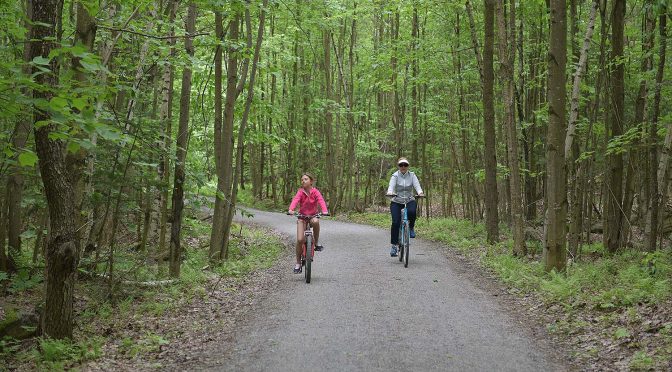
1, 0, 672, 370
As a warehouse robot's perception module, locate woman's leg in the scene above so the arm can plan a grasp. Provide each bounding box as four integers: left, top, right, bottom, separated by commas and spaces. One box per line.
310, 217, 320, 246
296, 219, 306, 264
407, 200, 418, 230
390, 202, 402, 245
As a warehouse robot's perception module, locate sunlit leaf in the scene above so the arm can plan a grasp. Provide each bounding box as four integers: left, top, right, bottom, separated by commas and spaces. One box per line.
18, 151, 38, 167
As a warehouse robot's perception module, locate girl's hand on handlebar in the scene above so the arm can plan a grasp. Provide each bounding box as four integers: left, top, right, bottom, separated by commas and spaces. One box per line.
287, 210, 294, 215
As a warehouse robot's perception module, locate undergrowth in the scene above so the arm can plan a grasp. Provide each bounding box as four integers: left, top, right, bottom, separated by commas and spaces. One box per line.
1, 210, 284, 370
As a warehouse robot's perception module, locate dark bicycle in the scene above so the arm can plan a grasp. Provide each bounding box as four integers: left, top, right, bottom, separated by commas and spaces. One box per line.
388, 194, 422, 268
288, 212, 328, 283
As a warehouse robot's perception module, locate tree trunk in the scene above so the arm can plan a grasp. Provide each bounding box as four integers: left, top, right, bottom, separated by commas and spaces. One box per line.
566, 0, 598, 258
158, 0, 178, 265
603, 0, 626, 253
169, 2, 196, 278
209, 11, 224, 261
497, 0, 525, 255
5, 0, 33, 272
223, 0, 267, 257
645, 8, 668, 251
544, 0, 568, 271
31, 0, 79, 339
483, 0, 499, 243
211, 9, 242, 261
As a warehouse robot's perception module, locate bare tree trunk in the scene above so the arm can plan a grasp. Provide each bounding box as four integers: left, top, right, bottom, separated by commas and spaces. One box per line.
157, 0, 178, 265
209, 11, 224, 261
5, 0, 33, 272
483, 0, 499, 243
603, 0, 626, 253
544, 0, 568, 271
645, 8, 668, 251
169, 2, 196, 278
66, 1, 97, 237
223, 0, 267, 257
566, 0, 598, 258
497, 0, 525, 255
211, 9, 242, 261
31, 0, 79, 339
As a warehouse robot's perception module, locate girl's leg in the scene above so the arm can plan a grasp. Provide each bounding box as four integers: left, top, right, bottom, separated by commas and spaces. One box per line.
390, 202, 402, 245
296, 219, 306, 264
407, 200, 418, 230
310, 217, 320, 246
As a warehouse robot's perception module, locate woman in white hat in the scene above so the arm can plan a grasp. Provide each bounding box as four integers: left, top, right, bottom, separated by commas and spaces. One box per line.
385, 157, 424, 257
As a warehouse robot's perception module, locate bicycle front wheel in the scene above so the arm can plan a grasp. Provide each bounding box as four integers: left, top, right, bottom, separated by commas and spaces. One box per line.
398, 226, 404, 262
305, 235, 312, 283
403, 221, 410, 267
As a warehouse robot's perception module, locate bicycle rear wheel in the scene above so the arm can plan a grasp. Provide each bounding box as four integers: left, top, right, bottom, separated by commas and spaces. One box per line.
305, 235, 312, 283
403, 221, 410, 267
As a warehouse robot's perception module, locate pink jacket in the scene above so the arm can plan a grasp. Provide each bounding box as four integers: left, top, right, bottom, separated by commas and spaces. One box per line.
289, 187, 328, 215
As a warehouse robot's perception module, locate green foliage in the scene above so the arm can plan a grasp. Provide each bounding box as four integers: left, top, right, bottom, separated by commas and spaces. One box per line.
8, 269, 43, 293
118, 333, 169, 358
20, 337, 103, 370
214, 226, 283, 277
629, 351, 654, 370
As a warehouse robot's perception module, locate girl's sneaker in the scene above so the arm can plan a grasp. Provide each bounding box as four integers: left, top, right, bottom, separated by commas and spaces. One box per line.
293, 264, 302, 274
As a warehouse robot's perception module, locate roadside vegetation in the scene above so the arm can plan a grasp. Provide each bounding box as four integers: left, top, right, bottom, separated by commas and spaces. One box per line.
0, 210, 285, 371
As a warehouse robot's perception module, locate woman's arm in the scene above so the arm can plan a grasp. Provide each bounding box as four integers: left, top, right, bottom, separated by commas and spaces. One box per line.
386, 173, 397, 195
412, 173, 424, 195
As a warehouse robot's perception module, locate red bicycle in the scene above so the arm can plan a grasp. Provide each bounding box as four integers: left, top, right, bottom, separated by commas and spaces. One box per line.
288, 212, 328, 283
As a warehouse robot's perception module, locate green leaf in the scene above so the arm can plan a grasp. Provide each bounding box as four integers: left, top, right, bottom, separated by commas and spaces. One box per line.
95, 125, 121, 141
32, 56, 51, 65
18, 151, 38, 167
67, 141, 81, 154
80, 60, 102, 72
49, 96, 68, 111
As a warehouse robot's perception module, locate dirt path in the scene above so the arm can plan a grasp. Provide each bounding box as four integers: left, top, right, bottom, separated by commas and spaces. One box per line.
180, 208, 569, 372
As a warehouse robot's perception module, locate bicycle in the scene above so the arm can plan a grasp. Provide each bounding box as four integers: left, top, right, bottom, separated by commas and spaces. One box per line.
387, 194, 422, 268
287, 212, 328, 283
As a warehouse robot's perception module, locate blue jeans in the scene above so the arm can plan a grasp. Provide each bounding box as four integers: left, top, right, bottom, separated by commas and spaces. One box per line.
390, 200, 417, 245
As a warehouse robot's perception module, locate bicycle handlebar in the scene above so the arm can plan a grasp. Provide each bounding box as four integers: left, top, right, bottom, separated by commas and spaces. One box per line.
287, 212, 329, 218
386, 194, 424, 198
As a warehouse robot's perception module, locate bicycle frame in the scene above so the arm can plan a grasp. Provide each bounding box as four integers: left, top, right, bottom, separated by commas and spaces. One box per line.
291, 212, 323, 283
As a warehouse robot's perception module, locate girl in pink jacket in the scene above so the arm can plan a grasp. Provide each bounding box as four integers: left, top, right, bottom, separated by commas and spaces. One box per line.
288, 173, 329, 273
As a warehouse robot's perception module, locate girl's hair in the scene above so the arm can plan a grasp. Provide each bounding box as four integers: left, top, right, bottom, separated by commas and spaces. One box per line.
302, 172, 316, 181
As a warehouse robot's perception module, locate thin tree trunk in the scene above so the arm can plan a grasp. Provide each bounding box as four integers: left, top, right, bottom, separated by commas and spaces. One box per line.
645, 8, 668, 251
5, 0, 33, 272
169, 2, 196, 278
497, 0, 525, 255
544, 0, 568, 271
223, 0, 267, 258
566, 0, 598, 258
209, 11, 224, 261
158, 0, 178, 265
604, 0, 626, 253
483, 0, 499, 243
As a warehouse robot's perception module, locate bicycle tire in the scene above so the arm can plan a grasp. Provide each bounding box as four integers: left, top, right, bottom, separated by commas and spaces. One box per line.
403, 221, 410, 267
305, 235, 312, 283
398, 226, 404, 262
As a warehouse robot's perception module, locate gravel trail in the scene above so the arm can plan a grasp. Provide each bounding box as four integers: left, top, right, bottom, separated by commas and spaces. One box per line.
199, 208, 568, 372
